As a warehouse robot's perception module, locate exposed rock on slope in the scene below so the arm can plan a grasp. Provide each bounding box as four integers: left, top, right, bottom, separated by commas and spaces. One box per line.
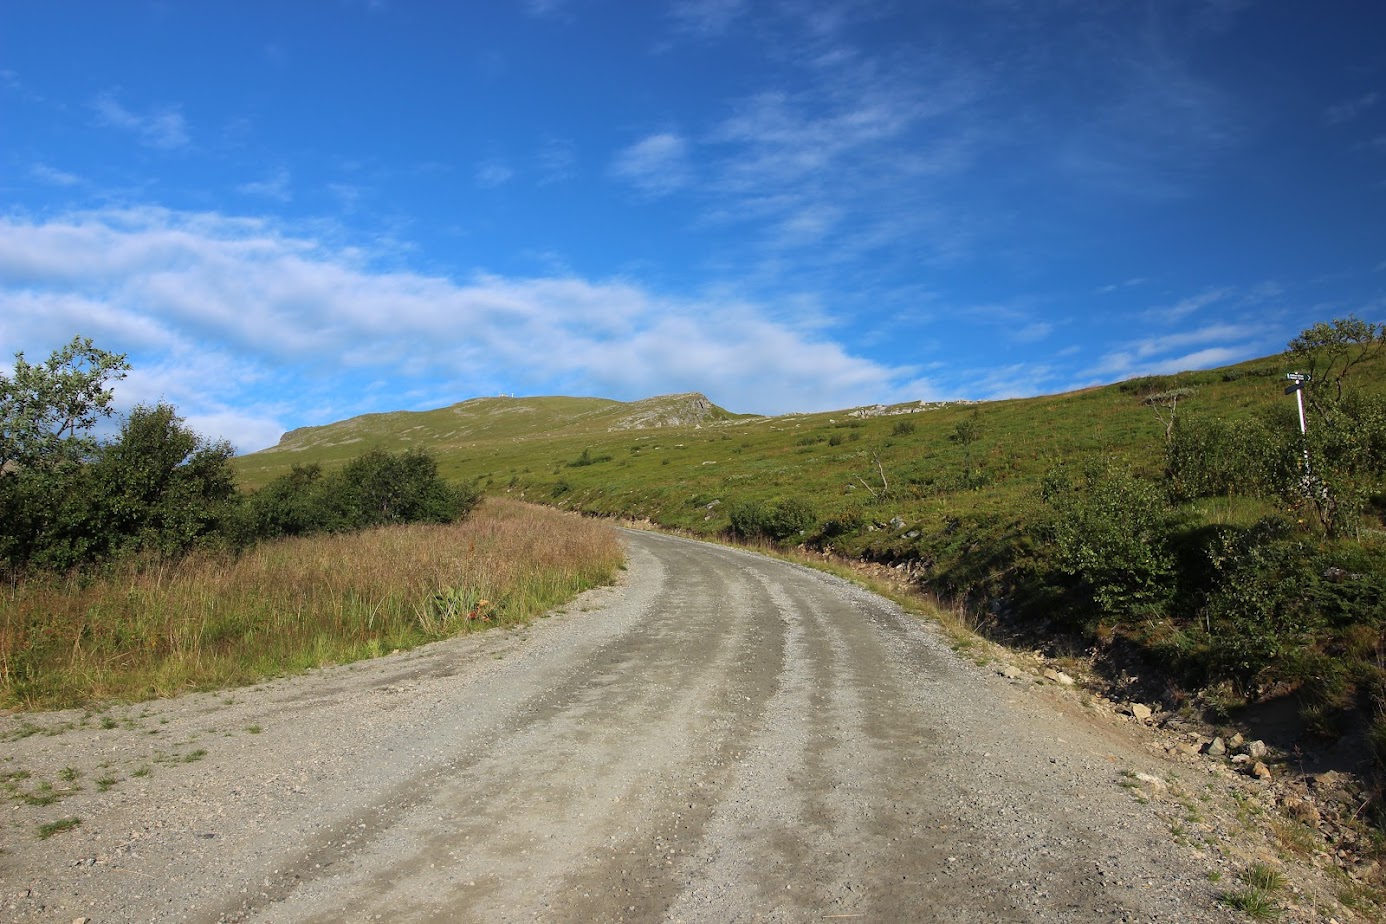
609, 392, 734, 430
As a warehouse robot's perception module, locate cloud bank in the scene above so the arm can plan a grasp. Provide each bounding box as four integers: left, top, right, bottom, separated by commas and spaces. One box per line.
0, 207, 936, 452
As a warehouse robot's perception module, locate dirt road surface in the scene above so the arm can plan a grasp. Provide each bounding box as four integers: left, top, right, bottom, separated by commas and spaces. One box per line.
2, 529, 1227, 922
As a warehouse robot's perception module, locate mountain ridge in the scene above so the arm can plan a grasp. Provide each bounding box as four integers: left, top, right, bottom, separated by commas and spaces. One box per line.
252, 391, 754, 459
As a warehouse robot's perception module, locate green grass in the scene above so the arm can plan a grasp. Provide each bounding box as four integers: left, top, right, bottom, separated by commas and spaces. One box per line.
37, 816, 81, 839
1221, 887, 1279, 920
7, 779, 80, 807
232, 359, 1340, 572
1244, 863, 1286, 892
1219, 863, 1288, 920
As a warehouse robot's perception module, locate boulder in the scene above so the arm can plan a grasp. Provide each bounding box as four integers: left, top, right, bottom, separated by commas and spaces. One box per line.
1119, 703, 1153, 725
1132, 772, 1166, 792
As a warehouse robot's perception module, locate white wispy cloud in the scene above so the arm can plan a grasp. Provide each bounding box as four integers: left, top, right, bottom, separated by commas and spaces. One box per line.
710, 74, 947, 192
1012, 321, 1053, 344
327, 183, 363, 212
1053, 46, 1235, 198
1082, 321, 1270, 381
686, 44, 982, 275
535, 136, 576, 184
237, 166, 292, 201
522, 0, 571, 19
951, 299, 1058, 346
1325, 91, 1378, 125
0, 207, 937, 451
671, 0, 749, 37
30, 163, 82, 186
475, 160, 515, 188
1143, 286, 1231, 322
610, 132, 692, 196
1097, 277, 1148, 294
92, 91, 190, 149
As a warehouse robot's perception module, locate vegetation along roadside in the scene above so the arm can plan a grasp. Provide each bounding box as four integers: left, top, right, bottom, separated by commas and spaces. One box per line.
5, 319, 1384, 903
235, 317, 1386, 876
0, 338, 624, 709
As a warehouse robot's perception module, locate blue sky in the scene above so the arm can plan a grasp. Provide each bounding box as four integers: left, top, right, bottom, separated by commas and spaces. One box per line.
2, 1, 1384, 453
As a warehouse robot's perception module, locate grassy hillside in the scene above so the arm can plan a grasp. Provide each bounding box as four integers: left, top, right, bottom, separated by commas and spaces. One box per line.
236, 356, 1333, 552
237, 392, 752, 488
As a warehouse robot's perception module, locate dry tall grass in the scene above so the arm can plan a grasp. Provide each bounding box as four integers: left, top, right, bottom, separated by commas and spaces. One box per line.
0, 499, 624, 709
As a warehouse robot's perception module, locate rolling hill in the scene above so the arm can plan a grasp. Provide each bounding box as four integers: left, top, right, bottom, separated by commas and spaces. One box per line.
233, 355, 1309, 550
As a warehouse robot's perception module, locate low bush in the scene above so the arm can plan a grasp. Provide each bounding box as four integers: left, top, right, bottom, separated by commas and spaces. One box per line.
238, 449, 479, 542
728, 497, 816, 543
1039, 462, 1177, 624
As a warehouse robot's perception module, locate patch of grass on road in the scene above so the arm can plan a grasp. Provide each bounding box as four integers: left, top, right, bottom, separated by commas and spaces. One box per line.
36, 816, 81, 839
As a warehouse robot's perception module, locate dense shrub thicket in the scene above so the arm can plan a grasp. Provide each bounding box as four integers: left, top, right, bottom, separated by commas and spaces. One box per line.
0, 337, 478, 576
1, 403, 239, 571
728, 496, 815, 542
232, 450, 478, 542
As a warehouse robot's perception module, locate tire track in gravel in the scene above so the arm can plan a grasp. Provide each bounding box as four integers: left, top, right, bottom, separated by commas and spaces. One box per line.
3, 529, 1225, 923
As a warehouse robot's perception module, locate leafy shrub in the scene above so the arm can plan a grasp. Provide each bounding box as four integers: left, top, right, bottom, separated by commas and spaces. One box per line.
818, 507, 865, 540
1166, 414, 1295, 501
1040, 463, 1176, 623
1195, 519, 1317, 691
892, 420, 917, 436
1295, 391, 1386, 537
231, 463, 326, 541
94, 404, 238, 557
728, 497, 815, 543
241, 449, 478, 541
2, 403, 237, 571
1119, 375, 1173, 395
567, 448, 612, 468
727, 500, 768, 540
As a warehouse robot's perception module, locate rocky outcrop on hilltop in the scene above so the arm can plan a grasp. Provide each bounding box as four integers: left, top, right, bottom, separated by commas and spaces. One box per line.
609, 393, 731, 430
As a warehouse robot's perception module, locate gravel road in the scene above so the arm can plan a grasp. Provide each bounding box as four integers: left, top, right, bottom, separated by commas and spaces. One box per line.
2, 529, 1227, 923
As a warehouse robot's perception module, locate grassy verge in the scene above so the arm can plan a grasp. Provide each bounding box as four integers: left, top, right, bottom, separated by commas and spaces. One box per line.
0, 498, 623, 709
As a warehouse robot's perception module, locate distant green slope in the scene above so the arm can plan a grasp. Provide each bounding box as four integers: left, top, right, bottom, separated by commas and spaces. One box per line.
235, 392, 752, 488
233, 354, 1336, 556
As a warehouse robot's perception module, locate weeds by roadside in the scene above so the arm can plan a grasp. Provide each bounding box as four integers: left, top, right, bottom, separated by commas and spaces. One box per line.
0, 499, 623, 709
1221, 863, 1288, 920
